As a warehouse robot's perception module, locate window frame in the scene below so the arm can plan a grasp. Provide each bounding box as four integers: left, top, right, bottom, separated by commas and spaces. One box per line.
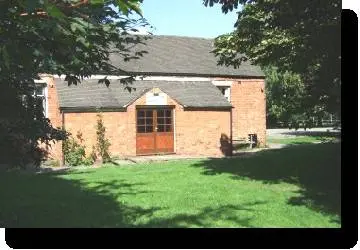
136, 108, 173, 134
216, 86, 231, 102
33, 80, 48, 118
136, 109, 154, 134
156, 108, 173, 133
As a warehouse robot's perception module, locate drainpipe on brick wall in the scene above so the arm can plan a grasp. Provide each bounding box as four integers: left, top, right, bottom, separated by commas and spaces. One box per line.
61, 111, 65, 166
230, 107, 233, 157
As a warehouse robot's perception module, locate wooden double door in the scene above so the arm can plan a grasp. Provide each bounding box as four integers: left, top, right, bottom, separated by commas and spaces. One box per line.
136, 107, 174, 155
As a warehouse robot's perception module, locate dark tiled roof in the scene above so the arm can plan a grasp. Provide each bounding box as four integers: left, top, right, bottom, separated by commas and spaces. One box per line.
56, 79, 232, 109
109, 35, 264, 77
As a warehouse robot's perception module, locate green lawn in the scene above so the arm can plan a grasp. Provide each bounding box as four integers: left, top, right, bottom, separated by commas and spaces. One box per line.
267, 135, 338, 145
0, 142, 341, 228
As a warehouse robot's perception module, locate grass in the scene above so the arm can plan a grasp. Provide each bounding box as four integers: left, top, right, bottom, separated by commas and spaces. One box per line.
267, 135, 338, 145
0, 142, 341, 228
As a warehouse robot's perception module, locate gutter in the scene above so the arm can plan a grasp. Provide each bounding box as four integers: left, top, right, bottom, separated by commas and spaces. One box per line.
94, 71, 266, 79
60, 106, 126, 113
183, 106, 233, 111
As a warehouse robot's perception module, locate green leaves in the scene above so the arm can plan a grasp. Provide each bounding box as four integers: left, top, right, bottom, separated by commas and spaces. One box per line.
44, 2, 65, 19
203, 0, 244, 13
126, 0, 143, 16
98, 76, 110, 87
76, 36, 90, 47
63, 132, 93, 166
95, 114, 111, 163
90, 0, 104, 5
23, 0, 40, 14
0, 0, 147, 167
210, 0, 340, 116
116, 0, 143, 16
263, 66, 308, 126
1, 46, 10, 69
70, 21, 86, 33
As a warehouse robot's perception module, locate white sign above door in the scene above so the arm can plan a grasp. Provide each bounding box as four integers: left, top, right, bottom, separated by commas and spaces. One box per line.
146, 92, 167, 105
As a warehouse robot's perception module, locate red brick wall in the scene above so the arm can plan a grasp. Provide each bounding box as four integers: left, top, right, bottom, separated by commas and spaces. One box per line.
175, 108, 231, 156
42, 76, 63, 160
46, 79, 265, 161
230, 79, 266, 146
133, 89, 231, 156
49, 88, 231, 159
63, 112, 134, 157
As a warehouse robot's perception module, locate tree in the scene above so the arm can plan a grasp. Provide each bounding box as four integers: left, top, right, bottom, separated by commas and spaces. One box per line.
1, 0, 148, 83
263, 67, 306, 127
0, 0, 147, 168
204, 0, 341, 118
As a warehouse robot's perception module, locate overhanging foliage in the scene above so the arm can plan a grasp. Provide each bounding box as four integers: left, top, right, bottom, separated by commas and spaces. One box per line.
0, 0, 147, 167
204, 0, 341, 117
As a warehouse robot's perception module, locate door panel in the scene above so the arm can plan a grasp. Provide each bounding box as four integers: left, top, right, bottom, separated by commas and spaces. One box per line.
155, 108, 174, 153
156, 133, 174, 153
136, 109, 156, 154
136, 108, 174, 155
136, 134, 156, 154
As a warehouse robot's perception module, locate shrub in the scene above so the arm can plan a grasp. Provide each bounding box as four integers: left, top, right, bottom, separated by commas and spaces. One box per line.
43, 159, 60, 168
90, 145, 97, 162
63, 131, 93, 166
95, 114, 111, 163
82, 156, 95, 166
62, 114, 112, 166
0, 82, 67, 170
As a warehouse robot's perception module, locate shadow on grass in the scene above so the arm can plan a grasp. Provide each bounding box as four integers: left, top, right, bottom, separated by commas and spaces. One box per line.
0, 171, 161, 228
0, 171, 262, 228
0, 143, 341, 227
191, 143, 341, 217
138, 202, 265, 228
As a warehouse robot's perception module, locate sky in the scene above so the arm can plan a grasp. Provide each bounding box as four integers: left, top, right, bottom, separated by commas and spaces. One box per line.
135, 0, 240, 38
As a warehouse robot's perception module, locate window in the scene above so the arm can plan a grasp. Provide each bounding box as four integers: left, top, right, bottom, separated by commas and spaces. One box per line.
156, 109, 172, 132
22, 82, 48, 117
33, 83, 48, 117
217, 86, 230, 102
136, 109, 173, 133
137, 109, 154, 133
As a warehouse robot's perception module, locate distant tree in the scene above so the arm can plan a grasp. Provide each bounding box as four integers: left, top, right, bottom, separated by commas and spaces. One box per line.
263, 67, 306, 127
204, 0, 341, 118
0, 0, 147, 168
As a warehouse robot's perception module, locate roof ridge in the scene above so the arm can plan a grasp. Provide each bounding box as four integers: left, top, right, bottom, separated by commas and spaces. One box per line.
107, 34, 265, 77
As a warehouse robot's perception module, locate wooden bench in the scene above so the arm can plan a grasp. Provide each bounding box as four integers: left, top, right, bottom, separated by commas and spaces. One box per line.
233, 135, 257, 149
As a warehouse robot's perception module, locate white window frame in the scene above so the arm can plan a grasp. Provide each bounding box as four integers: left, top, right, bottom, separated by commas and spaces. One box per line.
216, 86, 231, 102
33, 80, 48, 118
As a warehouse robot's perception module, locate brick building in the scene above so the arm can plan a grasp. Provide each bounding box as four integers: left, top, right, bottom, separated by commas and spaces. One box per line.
38, 35, 266, 161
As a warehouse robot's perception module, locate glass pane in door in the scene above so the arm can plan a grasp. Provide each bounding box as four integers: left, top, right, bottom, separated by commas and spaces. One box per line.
156, 109, 172, 132
137, 109, 154, 133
